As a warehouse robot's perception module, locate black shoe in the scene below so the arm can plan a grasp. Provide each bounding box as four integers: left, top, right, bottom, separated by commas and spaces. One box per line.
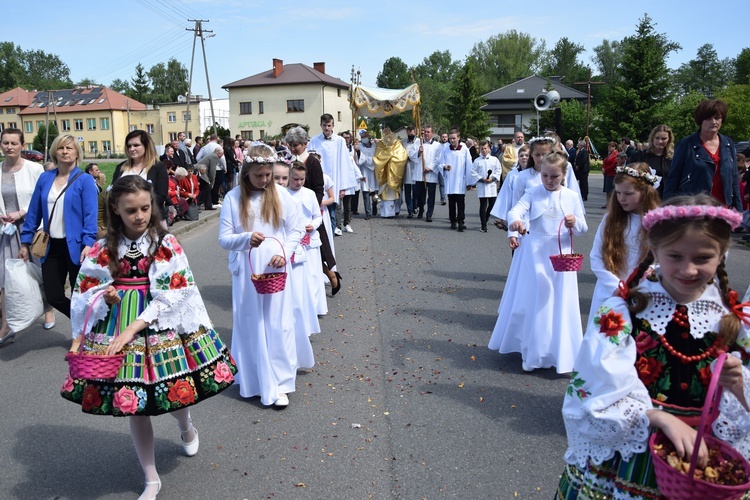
458, 224, 466, 232
440, 201, 447, 205
407, 212, 413, 219
425, 216, 432, 222
352, 212, 360, 215
417, 210, 423, 219
364, 215, 371, 220
331, 272, 342, 296
450, 222, 457, 229
480, 227, 487, 232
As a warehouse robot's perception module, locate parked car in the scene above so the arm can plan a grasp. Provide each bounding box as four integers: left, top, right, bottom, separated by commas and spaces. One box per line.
735, 140, 749, 157
20, 149, 44, 162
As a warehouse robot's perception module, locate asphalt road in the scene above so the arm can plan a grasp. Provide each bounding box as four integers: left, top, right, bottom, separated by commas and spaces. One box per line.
1, 174, 749, 499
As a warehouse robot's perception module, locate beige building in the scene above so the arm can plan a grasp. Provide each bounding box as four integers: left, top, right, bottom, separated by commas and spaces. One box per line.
0, 86, 148, 157
223, 59, 352, 140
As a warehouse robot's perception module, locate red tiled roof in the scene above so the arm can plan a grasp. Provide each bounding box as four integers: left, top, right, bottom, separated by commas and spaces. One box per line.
223, 63, 349, 90
0, 87, 35, 107
18, 86, 147, 115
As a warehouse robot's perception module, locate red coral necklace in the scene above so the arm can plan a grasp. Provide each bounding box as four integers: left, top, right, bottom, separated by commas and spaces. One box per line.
659, 306, 723, 364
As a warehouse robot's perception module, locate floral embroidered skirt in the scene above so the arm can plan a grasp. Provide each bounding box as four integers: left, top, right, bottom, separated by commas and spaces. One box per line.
61, 279, 236, 416
557, 452, 661, 500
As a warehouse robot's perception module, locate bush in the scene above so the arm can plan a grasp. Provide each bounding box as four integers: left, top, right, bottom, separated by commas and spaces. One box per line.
590, 158, 603, 172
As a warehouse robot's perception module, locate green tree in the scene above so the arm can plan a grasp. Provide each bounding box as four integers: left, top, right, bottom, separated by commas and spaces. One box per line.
109, 78, 131, 94
373, 57, 412, 131
0, 42, 25, 91
128, 63, 151, 103
716, 84, 750, 141
468, 30, 547, 94
202, 123, 231, 141
21, 49, 72, 90
543, 37, 588, 85
598, 14, 681, 141
76, 77, 100, 87
446, 60, 489, 140
735, 48, 750, 84
591, 39, 624, 84
32, 122, 59, 153
653, 91, 705, 143
148, 58, 188, 104
673, 44, 728, 97
413, 50, 460, 133
526, 99, 591, 145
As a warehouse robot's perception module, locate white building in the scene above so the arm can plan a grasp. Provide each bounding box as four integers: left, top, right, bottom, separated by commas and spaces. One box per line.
223, 59, 352, 140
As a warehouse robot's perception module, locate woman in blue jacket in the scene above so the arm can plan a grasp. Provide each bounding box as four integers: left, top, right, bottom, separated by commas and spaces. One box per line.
663, 99, 741, 210
20, 134, 98, 324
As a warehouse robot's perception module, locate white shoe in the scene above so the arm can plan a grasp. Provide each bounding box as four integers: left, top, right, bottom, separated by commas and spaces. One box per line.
344, 224, 354, 233
180, 424, 199, 456
275, 393, 289, 407
521, 361, 534, 372
138, 479, 161, 500
334, 227, 343, 236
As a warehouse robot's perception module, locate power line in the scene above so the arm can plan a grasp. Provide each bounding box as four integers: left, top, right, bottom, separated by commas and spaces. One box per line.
133, 0, 187, 28
89, 26, 185, 79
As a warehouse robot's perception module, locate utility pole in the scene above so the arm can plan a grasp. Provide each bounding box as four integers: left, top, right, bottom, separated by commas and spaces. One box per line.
186, 20, 217, 139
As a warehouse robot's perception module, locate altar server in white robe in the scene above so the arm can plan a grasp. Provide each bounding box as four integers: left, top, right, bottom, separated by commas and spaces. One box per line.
415, 125, 442, 222
470, 140, 502, 232
439, 128, 474, 231
219, 147, 311, 408
307, 113, 357, 211
402, 125, 422, 218
357, 131, 378, 217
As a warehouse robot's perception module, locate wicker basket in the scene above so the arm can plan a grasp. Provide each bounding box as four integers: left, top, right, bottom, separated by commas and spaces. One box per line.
549, 219, 584, 272
249, 236, 287, 294
649, 353, 750, 499
66, 290, 125, 380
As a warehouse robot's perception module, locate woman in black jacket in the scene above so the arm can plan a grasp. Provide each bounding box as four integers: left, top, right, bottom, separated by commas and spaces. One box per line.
223, 137, 238, 193
112, 130, 170, 228
632, 124, 673, 198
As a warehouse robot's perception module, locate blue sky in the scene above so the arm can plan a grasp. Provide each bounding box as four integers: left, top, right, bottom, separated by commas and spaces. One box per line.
5, 0, 746, 98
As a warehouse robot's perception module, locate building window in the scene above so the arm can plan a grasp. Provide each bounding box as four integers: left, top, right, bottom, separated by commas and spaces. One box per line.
286, 99, 304, 112
102, 140, 111, 152
260, 130, 265, 139
7, 122, 17, 129
62, 120, 71, 131
129, 125, 137, 132
168, 112, 176, 123
89, 141, 97, 153
337, 111, 342, 122
6, 108, 15, 114
258, 101, 264, 114
0, 109, 3, 114
337, 89, 341, 97
25, 121, 33, 133
87, 118, 96, 130
74, 119, 84, 131
240, 102, 252, 115
241, 131, 252, 140
183, 111, 191, 122
496, 114, 522, 132
37, 121, 45, 131
0, 123, 4, 132
169, 132, 177, 141
100, 117, 110, 130
146, 124, 154, 134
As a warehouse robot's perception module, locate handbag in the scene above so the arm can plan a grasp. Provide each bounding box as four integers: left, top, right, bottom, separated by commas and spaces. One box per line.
30, 171, 83, 258
184, 202, 199, 221
4, 258, 44, 332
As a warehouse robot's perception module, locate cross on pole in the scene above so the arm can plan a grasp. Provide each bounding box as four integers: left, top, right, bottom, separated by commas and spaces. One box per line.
573, 68, 606, 140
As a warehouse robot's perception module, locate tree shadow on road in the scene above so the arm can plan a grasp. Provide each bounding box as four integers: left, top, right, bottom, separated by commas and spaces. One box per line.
398, 306, 497, 331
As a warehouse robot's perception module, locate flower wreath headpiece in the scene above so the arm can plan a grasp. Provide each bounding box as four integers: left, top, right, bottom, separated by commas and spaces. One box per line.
244, 155, 291, 166
527, 136, 557, 147
642, 205, 742, 231
616, 165, 661, 187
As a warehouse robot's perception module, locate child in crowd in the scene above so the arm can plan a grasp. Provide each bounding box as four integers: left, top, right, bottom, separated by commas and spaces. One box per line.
62, 175, 236, 500
488, 151, 587, 373
491, 145, 529, 231
287, 161, 327, 316
219, 146, 305, 408
470, 140, 502, 232
588, 163, 660, 320
558, 195, 750, 498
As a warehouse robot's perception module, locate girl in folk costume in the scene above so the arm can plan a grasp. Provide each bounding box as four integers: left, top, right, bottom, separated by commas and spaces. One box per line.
271, 162, 319, 360
488, 151, 587, 373
558, 195, 750, 499
469, 140, 502, 232
219, 147, 307, 408
61, 175, 236, 500
287, 161, 328, 317
588, 163, 661, 321
490, 145, 529, 231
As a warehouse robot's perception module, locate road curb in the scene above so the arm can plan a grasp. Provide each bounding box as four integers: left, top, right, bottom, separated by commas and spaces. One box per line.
169, 209, 221, 236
